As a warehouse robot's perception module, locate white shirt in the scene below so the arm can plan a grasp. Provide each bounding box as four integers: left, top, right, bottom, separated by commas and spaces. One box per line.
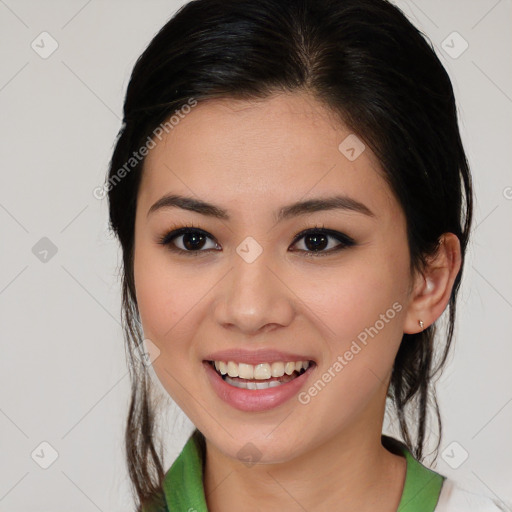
435, 479, 511, 511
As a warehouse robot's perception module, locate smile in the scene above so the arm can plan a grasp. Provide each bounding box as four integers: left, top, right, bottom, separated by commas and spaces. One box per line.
203, 359, 317, 411
209, 360, 311, 389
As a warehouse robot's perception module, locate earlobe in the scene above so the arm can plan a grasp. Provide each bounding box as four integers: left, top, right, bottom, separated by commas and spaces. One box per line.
403, 233, 462, 334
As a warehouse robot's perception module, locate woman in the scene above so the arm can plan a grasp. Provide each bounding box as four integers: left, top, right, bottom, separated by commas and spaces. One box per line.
105, 0, 504, 510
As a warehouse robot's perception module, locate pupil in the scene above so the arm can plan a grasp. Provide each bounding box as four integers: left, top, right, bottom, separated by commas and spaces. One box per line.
183, 232, 205, 250
305, 233, 327, 251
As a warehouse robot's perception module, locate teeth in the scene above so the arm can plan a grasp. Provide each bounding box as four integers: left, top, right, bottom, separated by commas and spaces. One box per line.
225, 375, 283, 389
238, 363, 254, 379
216, 361, 227, 375
271, 362, 284, 377
254, 363, 271, 379
284, 362, 296, 375
227, 361, 238, 377
212, 359, 311, 379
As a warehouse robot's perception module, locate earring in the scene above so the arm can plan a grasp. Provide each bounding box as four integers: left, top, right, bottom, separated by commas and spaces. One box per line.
418, 320, 424, 330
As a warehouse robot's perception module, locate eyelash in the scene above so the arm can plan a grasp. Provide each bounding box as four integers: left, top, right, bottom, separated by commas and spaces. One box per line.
157, 222, 356, 258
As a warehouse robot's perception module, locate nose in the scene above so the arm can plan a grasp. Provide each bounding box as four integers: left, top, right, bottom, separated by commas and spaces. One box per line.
213, 251, 295, 336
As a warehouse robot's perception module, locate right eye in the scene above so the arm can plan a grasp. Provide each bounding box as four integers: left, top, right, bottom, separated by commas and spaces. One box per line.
157, 226, 220, 256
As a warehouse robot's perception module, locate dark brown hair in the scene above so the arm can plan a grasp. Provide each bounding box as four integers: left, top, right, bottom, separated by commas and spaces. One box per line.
105, 0, 473, 509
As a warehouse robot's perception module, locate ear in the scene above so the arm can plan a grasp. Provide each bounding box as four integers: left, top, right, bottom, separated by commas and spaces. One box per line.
403, 233, 462, 334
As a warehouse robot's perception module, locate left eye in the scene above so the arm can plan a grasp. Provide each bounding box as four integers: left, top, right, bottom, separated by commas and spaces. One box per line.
290, 228, 355, 255
158, 227, 355, 257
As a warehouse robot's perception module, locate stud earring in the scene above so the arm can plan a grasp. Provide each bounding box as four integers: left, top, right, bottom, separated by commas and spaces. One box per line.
418, 320, 424, 330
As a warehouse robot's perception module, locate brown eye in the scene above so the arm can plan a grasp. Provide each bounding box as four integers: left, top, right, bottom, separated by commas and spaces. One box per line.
178, 231, 208, 250
158, 225, 355, 258
290, 228, 355, 257
158, 227, 219, 255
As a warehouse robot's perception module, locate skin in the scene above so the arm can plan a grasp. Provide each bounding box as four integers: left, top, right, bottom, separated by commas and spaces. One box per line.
133, 91, 461, 511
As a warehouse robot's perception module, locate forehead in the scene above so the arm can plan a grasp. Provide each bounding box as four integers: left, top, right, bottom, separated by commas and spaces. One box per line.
138, 92, 398, 221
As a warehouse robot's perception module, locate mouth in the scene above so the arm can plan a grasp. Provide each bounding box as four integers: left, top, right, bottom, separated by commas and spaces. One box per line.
202, 353, 318, 411
205, 359, 316, 389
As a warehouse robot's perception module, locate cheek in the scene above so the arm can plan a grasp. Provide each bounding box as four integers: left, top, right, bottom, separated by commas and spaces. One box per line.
133, 243, 200, 346
292, 261, 408, 432
296, 248, 409, 370
133, 247, 208, 412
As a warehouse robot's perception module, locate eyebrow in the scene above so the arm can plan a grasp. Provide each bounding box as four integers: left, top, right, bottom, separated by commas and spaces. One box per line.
147, 193, 375, 221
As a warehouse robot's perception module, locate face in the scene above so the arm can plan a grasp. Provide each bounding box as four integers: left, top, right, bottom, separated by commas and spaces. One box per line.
133, 91, 417, 464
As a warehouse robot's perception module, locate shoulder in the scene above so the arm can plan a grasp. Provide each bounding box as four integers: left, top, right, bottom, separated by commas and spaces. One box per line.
435, 479, 510, 512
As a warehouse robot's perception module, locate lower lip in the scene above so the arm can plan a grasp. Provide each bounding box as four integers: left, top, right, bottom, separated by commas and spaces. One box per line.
203, 361, 315, 412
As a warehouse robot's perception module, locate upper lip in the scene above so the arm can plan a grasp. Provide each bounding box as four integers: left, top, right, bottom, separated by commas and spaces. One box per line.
203, 349, 316, 365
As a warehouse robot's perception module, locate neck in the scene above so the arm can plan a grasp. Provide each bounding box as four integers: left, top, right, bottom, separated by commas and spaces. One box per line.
203, 414, 406, 512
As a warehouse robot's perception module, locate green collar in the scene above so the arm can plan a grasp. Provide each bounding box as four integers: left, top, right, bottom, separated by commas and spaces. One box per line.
382, 435, 445, 511
160, 430, 445, 512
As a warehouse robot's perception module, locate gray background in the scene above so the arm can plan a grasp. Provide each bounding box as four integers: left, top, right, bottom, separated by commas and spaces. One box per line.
0, 0, 511, 510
